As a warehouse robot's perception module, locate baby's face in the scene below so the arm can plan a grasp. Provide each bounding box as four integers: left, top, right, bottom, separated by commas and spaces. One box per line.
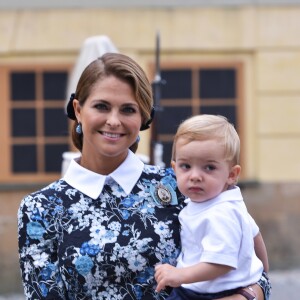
172, 138, 237, 203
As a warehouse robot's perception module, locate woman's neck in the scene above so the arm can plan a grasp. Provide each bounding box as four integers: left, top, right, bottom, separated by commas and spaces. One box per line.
79, 152, 128, 175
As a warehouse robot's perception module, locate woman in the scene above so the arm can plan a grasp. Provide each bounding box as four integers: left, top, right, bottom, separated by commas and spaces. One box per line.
18, 53, 270, 300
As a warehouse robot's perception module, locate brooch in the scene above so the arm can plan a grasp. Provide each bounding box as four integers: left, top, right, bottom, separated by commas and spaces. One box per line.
150, 183, 178, 206
155, 184, 172, 206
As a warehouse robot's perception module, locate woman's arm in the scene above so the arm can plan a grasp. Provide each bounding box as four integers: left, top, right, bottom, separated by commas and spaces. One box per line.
217, 283, 264, 300
217, 270, 271, 300
18, 194, 66, 299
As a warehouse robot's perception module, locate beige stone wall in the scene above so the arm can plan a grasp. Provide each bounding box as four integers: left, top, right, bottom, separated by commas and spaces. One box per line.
255, 8, 300, 180
1, 6, 300, 181
0, 190, 29, 294
242, 182, 300, 270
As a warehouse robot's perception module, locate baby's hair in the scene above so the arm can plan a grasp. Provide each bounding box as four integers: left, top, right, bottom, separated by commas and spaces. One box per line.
172, 114, 240, 165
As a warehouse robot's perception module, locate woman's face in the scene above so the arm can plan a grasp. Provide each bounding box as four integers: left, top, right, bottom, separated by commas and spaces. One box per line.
74, 75, 142, 172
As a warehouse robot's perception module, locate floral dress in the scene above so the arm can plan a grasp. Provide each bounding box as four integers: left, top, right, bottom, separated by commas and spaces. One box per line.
18, 163, 185, 300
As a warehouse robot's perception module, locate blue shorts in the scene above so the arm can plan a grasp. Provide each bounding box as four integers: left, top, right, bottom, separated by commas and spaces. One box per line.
166, 287, 238, 300
166, 271, 271, 300
258, 271, 272, 300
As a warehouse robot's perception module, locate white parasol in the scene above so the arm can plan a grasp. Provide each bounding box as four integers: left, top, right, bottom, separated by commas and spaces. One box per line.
66, 35, 118, 108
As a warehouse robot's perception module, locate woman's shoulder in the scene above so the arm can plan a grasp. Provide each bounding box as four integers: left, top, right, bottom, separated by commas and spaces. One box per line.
18, 179, 80, 225
142, 164, 178, 184
141, 164, 186, 205
21, 178, 70, 203
143, 164, 175, 177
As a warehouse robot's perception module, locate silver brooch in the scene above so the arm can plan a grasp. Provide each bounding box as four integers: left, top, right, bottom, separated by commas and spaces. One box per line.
150, 182, 178, 206
155, 184, 172, 206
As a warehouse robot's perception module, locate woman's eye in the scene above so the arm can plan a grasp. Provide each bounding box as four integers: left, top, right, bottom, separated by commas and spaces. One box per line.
95, 103, 108, 110
122, 106, 136, 114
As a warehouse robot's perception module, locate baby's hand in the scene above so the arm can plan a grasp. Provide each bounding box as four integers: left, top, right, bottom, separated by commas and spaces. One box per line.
154, 264, 182, 292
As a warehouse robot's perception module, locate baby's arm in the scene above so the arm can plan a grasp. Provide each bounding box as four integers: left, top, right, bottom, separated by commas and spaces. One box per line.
248, 213, 269, 272
254, 231, 269, 272
154, 262, 232, 292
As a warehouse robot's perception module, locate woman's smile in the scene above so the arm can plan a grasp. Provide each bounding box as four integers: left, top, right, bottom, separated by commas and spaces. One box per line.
100, 131, 124, 139
74, 75, 142, 173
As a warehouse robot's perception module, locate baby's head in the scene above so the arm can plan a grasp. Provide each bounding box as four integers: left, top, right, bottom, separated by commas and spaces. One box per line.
172, 115, 241, 201
172, 114, 240, 166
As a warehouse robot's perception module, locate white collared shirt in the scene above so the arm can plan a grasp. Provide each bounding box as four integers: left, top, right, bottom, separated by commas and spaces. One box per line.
178, 186, 263, 293
63, 150, 144, 199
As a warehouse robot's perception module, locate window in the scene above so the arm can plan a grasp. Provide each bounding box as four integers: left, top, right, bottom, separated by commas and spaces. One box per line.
0, 65, 71, 183
152, 62, 243, 166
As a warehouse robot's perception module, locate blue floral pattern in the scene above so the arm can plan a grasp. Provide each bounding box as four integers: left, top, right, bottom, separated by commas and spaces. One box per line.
18, 165, 185, 300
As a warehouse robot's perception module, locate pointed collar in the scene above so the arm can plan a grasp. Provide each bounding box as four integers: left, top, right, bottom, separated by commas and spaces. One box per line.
63, 150, 144, 199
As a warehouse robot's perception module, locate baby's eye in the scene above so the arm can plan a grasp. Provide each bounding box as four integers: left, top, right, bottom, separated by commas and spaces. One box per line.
205, 165, 216, 171
179, 163, 190, 170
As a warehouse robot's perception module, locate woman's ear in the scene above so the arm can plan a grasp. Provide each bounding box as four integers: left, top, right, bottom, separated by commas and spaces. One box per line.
227, 165, 241, 185
73, 99, 81, 122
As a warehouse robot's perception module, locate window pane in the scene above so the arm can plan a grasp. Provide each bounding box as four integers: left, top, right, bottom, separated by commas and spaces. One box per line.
10, 72, 36, 100
45, 144, 69, 172
161, 141, 173, 167
199, 69, 236, 99
43, 71, 68, 100
12, 145, 37, 173
161, 70, 192, 99
44, 108, 68, 136
157, 106, 193, 134
200, 105, 237, 129
11, 109, 36, 137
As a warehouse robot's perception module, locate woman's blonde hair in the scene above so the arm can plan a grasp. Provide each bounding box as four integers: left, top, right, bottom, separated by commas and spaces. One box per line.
172, 114, 240, 165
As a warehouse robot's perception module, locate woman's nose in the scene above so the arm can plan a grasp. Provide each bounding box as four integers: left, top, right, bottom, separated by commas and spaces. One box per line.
106, 111, 121, 127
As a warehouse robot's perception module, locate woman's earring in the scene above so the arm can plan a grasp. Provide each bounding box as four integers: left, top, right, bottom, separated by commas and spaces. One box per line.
136, 135, 140, 143
76, 123, 82, 134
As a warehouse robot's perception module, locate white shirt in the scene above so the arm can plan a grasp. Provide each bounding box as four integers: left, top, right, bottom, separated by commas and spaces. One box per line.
63, 150, 144, 199
177, 186, 263, 293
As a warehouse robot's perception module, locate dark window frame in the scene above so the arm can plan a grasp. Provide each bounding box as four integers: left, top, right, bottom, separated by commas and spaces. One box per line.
0, 64, 72, 183
150, 61, 244, 169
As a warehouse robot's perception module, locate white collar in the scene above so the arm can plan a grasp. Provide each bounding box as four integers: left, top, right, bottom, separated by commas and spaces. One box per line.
184, 186, 243, 213
63, 150, 144, 199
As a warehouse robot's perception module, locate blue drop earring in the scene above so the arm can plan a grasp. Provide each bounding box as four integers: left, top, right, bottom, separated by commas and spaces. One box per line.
136, 135, 140, 143
76, 123, 82, 134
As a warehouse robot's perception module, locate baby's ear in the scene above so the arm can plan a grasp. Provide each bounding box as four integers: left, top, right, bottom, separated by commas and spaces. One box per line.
228, 165, 241, 185
171, 160, 176, 172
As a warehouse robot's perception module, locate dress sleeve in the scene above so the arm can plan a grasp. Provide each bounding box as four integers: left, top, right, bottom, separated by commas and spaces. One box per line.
18, 193, 66, 300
